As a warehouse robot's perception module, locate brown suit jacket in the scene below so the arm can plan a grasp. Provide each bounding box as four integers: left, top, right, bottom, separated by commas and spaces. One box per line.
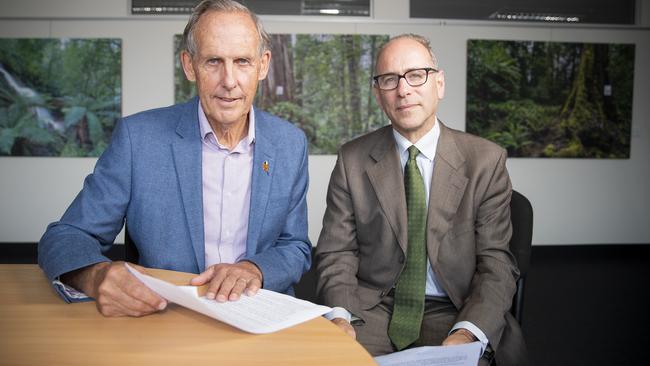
316, 122, 526, 364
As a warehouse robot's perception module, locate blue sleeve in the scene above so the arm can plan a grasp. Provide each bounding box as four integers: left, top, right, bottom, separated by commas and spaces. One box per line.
38, 118, 133, 300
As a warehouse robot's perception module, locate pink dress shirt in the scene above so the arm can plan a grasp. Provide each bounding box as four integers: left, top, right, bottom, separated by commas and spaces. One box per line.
198, 103, 255, 268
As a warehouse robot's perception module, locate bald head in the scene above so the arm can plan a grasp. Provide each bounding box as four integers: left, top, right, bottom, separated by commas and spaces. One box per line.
372, 33, 445, 143
375, 34, 438, 74
182, 0, 270, 57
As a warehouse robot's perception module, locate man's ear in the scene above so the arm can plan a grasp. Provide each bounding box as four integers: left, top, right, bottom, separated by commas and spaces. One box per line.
181, 50, 196, 82
373, 85, 386, 114
257, 50, 271, 80
435, 69, 445, 99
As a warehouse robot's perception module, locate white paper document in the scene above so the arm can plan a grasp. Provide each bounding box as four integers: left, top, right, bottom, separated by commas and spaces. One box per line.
126, 264, 332, 334
374, 342, 482, 366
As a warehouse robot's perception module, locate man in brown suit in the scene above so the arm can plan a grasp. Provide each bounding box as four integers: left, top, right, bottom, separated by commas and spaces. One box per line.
315, 34, 528, 365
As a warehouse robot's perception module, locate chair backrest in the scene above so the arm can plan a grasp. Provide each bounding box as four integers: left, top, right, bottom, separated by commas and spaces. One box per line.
294, 247, 319, 303
508, 190, 534, 325
124, 225, 139, 264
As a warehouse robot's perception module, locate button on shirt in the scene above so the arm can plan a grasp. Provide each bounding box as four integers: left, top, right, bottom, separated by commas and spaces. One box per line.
199, 103, 255, 268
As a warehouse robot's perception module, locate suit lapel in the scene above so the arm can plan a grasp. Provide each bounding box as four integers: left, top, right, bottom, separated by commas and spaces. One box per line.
426, 122, 468, 264
246, 110, 275, 256
366, 127, 408, 254
171, 98, 205, 272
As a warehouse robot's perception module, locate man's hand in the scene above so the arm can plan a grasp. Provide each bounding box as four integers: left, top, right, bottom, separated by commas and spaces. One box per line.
61, 261, 167, 317
442, 328, 477, 346
190, 261, 263, 302
331, 318, 356, 339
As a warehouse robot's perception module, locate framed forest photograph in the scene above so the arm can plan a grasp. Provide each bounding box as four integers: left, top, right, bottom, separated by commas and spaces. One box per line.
175, 33, 390, 154
466, 39, 635, 158
0, 38, 122, 157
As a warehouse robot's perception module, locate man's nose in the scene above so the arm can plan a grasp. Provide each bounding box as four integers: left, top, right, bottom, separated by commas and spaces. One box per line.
221, 63, 237, 90
396, 77, 411, 96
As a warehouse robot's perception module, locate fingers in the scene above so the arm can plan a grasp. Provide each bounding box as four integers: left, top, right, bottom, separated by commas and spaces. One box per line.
228, 278, 249, 301
198, 263, 263, 302
94, 261, 166, 317
190, 266, 215, 286
441, 334, 464, 346
244, 277, 262, 296
344, 325, 356, 339
213, 272, 237, 302
227, 277, 262, 300
331, 318, 356, 339
127, 263, 148, 275
205, 266, 229, 301
96, 288, 161, 317
234, 260, 262, 297
442, 329, 475, 346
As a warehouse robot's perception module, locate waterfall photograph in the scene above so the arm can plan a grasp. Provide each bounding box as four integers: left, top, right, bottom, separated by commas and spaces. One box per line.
0, 38, 121, 157
466, 39, 635, 158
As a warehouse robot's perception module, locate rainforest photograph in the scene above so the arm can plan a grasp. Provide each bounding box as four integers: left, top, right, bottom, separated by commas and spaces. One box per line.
466, 39, 634, 158
175, 33, 389, 154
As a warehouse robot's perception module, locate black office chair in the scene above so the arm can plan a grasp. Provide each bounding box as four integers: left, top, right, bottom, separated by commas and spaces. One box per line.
294, 247, 319, 302
508, 189, 534, 326
124, 225, 139, 264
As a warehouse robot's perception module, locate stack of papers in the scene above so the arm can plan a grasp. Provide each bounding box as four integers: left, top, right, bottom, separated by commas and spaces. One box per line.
374, 342, 482, 366
126, 264, 332, 334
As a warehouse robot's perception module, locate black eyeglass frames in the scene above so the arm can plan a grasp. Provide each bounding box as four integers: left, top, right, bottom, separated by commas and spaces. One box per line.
372, 67, 438, 90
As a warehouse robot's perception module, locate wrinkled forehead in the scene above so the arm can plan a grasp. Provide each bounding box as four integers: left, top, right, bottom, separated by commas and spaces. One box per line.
194, 10, 260, 52
375, 39, 435, 74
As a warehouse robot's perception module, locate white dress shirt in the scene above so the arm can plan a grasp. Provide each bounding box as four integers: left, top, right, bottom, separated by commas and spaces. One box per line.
198, 103, 255, 267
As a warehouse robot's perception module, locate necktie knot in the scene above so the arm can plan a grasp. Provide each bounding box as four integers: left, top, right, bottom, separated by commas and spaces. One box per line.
408, 145, 420, 161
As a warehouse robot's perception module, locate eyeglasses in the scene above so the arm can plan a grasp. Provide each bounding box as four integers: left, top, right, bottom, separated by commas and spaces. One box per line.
372, 67, 437, 90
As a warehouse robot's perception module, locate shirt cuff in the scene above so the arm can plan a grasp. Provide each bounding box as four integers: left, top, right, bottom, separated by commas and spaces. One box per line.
323, 306, 352, 323
450, 321, 489, 355
53, 278, 92, 303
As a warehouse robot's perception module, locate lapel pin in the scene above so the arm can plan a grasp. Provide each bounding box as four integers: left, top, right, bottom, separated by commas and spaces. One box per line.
262, 161, 269, 173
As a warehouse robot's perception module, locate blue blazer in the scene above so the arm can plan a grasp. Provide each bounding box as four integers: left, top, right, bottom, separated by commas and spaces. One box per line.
39, 97, 311, 298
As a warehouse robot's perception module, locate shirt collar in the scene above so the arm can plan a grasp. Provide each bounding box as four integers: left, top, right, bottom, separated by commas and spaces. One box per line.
392, 117, 440, 162
198, 103, 256, 146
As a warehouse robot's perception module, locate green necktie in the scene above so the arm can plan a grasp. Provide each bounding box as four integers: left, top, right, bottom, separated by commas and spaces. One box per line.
388, 145, 427, 351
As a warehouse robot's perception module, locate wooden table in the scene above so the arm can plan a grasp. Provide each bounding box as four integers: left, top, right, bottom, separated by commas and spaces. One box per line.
0, 265, 376, 366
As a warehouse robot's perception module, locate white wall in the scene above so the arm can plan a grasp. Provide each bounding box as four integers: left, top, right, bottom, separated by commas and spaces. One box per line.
1, 0, 649, 245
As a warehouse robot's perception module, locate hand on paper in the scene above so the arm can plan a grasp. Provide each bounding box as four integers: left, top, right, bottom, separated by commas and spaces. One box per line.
61, 261, 167, 317
331, 318, 356, 339
442, 328, 477, 346
190, 261, 263, 302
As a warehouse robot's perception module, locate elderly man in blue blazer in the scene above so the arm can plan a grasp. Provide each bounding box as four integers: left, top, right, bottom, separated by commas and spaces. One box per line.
38, 0, 311, 317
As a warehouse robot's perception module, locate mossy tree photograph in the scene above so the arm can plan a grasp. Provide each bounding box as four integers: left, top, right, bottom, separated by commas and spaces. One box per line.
0, 38, 122, 157
466, 40, 634, 158
175, 33, 389, 154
